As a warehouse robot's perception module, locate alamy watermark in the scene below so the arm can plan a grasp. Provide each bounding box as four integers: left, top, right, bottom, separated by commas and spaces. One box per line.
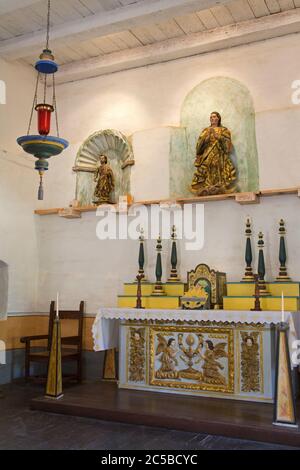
95, 200, 205, 251
0, 80, 6, 105
292, 340, 300, 366
0, 340, 6, 365
291, 80, 300, 105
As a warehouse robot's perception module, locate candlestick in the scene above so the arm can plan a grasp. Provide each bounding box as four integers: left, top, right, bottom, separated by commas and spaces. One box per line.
56, 292, 59, 319
281, 291, 284, 323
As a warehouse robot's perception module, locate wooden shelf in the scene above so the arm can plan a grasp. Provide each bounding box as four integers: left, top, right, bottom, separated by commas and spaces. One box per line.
34, 187, 300, 216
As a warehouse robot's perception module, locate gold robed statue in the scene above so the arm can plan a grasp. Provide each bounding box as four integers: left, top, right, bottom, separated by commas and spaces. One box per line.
93, 155, 115, 205
191, 112, 236, 196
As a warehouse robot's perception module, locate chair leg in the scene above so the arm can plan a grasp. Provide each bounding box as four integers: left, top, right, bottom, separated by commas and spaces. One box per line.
77, 357, 82, 383
25, 344, 30, 382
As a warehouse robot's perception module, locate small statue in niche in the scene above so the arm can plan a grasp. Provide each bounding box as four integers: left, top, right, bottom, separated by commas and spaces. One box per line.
191, 112, 236, 196
93, 155, 115, 205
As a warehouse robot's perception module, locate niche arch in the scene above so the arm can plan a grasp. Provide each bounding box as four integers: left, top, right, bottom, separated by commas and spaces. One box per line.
170, 76, 259, 198
74, 129, 134, 206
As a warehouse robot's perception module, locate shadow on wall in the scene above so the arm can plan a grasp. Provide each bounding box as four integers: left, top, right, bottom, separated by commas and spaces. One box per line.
0, 260, 8, 320
170, 76, 260, 198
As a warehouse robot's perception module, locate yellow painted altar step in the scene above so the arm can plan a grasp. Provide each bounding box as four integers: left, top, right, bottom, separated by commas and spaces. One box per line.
223, 296, 299, 311
227, 282, 300, 297
123, 282, 185, 297
118, 295, 180, 309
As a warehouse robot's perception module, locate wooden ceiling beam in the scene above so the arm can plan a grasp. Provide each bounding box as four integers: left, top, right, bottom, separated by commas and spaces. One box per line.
0, 0, 228, 60
0, 0, 41, 16
55, 8, 300, 84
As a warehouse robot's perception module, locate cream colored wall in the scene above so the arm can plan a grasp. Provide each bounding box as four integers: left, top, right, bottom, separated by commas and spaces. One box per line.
0, 58, 39, 313
2, 315, 95, 351
33, 33, 300, 314
1, 33, 300, 316
37, 32, 300, 209
35, 194, 300, 314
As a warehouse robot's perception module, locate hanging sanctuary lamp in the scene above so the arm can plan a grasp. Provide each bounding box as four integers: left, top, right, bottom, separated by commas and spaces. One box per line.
17, 0, 68, 200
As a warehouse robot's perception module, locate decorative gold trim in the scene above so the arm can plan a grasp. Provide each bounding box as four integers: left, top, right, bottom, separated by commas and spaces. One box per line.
118, 382, 273, 402
149, 325, 234, 393
128, 327, 146, 382
237, 328, 264, 395
22, 140, 65, 150
35, 103, 54, 112
123, 319, 268, 328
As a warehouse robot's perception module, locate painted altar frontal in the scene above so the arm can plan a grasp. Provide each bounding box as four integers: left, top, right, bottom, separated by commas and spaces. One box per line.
93, 309, 299, 403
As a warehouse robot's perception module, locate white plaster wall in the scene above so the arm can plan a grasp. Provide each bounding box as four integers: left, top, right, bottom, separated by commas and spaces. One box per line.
32, 33, 300, 312
35, 212, 138, 313
38, 33, 300, 209
36, 194, 300, 314
0, 261, 8, 319
179, 195, 300, 283
0, 58, 39, 313
2, 33, 300, 315
0, 150, 39, 313
131, 128, 171, 201
0, 57, 36, 154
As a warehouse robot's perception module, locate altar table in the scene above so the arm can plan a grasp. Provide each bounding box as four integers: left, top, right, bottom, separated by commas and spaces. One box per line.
92, 308, 299, 403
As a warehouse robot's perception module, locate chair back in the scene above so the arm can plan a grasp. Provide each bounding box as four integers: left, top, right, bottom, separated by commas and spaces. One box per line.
47, 300, 84, 351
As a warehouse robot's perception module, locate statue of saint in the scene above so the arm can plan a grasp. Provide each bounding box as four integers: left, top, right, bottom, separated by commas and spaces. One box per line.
93, 155, 115, 205
191, 112, 236, 196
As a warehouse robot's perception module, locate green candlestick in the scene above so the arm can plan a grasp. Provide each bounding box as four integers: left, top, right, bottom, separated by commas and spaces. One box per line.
276, 219, 291, 282
152, 235, 165, 296
257, 232, 268, 295
168, 226, 180, 282
242, 218, 254, 282
137, 228, 147, 282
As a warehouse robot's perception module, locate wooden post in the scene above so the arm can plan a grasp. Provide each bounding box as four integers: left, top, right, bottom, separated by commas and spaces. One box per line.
251, 274, 262, 311
103, 349, 117, 381
136, 274, 145, 309
45, 316, 63, 399
273, 322, 297, 428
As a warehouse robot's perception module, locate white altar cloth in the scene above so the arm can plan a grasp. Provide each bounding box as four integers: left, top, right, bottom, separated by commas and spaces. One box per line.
92, 308, 299, 363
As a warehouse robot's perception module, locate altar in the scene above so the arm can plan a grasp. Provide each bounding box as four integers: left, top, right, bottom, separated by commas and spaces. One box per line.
92, 308, 299, 404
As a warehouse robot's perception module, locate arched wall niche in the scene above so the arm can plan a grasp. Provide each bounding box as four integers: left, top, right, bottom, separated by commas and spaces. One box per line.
170, 76, 259, 198
0, 261, 8, 320
74, 129, 134, 206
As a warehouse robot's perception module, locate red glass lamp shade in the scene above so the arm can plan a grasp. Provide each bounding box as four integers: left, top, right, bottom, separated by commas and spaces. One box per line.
35, 103, 54, 135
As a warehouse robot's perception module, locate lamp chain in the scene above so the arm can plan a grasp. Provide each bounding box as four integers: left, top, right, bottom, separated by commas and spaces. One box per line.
27, 72, 40, 135
46, 0, 51, 50
44, 73, 47, 103
53, 74, 60, 137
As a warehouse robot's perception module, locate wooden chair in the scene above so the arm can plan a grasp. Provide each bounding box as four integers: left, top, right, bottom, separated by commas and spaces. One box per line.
20, 300, 84, 383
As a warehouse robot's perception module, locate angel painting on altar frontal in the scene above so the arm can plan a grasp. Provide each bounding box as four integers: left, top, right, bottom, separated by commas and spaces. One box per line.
200, 340, 227, 385
191, 111, 236, 196
155, 335, 179, 379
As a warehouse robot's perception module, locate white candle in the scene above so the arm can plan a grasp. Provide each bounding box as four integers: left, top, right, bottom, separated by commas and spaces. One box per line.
281, 291, 284, 323
56, 292, 59, 319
